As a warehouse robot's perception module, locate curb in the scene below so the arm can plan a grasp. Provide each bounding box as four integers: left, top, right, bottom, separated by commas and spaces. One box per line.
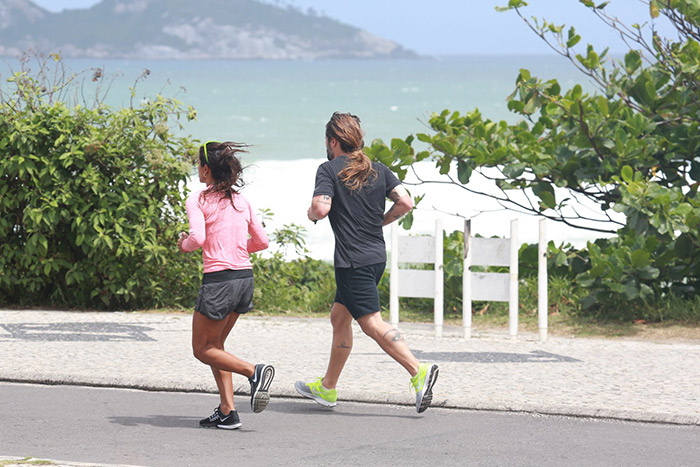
3, 377, 698, 427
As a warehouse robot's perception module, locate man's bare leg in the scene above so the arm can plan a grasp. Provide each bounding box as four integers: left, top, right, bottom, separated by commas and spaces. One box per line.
322, 302, 354, 388
356, 311, 419, 376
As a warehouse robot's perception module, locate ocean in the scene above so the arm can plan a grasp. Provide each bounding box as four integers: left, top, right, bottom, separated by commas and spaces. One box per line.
50, 55, 588, 158
2, 55, 615, 260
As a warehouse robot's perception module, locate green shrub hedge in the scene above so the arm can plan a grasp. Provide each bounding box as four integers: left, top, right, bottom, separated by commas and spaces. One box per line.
0, 55, 200, 309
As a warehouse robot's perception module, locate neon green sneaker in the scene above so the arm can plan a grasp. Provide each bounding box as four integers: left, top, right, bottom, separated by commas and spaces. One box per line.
295, 377, 337, 407
411, 363, 439, 413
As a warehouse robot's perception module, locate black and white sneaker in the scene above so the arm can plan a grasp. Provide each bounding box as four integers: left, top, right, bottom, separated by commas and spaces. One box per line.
249, 364, 275, 413
199, 406, 242, 430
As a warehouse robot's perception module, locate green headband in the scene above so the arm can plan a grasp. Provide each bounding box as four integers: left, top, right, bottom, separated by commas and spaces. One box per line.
202, 141, 218, 165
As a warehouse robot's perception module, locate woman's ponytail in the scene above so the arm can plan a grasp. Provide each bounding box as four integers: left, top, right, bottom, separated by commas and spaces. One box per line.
199, 141, 248, 209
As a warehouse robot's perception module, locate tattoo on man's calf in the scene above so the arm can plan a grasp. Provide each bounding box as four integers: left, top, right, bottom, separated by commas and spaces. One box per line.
383, 329, 404, 342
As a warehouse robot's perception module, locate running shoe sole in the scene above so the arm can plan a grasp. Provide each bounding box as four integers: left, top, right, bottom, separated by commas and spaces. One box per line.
251, 364, 275, 413
294, 381, 336, 408
216, 421, 242, 430
416, 364, 439, 413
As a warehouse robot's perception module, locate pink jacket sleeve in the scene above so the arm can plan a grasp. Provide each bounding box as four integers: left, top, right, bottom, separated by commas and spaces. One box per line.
182, 195, 205, 252
247, 202, 269, 253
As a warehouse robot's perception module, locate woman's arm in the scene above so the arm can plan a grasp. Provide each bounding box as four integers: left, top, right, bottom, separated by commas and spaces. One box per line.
179, 196, 205, 252
247, 203, 269, 253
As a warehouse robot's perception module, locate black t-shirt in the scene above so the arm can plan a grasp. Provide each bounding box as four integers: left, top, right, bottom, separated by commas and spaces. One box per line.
313, 155, 401, 268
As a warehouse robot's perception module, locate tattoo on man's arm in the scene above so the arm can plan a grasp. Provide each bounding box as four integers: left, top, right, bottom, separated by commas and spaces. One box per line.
318, 195, 332, 206
382, 329, 404, 342
388, 186, 408, 203
385, 205, 402, 220
337, 341, 351, 349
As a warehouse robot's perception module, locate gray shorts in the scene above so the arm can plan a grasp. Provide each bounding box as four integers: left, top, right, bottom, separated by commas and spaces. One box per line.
195, 269, 255, 320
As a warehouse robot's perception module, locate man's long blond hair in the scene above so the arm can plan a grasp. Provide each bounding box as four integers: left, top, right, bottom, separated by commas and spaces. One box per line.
326, 112, 376, 191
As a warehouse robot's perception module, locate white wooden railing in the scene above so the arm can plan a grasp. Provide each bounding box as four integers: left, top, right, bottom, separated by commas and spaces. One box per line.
389, 219, 444, 337
390, 217, 548, 341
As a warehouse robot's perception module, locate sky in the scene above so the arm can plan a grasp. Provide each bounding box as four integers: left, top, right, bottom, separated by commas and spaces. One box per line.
31, 0, 673, 55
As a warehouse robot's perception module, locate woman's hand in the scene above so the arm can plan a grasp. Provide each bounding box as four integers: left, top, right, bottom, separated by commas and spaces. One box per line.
177, 231, 189, 253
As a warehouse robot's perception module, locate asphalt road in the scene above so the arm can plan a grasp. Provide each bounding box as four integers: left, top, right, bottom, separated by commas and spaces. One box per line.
1, 382, 698, 467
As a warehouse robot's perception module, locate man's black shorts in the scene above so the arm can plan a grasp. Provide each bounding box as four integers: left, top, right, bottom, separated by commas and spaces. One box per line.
195, 269, 254, 320
334, 262, 386, 320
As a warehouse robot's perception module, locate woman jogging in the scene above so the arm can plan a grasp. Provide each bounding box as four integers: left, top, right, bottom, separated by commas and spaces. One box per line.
178, 141, 275, 430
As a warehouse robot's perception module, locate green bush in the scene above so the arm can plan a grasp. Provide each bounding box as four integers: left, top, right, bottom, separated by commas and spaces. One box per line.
251, 218, 335, 314
253, 253, 335, 314
0, 54, 200, 309
366, 1, 700, 313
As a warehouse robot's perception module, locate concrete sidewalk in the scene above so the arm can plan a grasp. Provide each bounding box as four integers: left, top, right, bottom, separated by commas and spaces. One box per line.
0, 309, 698, 426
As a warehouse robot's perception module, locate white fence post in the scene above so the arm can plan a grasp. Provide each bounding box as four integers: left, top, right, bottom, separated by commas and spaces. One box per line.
462, 218, 518, 338
434, 218, 444, 338
538, 218, 548, 342
509, 219, 519, 339
389, 219, 443, 337
390, 222, 399, 329
463, 219, 472, 339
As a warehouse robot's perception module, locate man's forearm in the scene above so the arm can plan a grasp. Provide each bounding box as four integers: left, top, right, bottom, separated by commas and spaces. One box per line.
308, 194, 333, 221
383, 185, 413, 226
382, 203, 410, 226
308, 205, 322, 221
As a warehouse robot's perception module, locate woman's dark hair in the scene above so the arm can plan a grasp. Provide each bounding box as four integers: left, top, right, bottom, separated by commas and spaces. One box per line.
198, 141, 248, 209
326, 112, 376, 191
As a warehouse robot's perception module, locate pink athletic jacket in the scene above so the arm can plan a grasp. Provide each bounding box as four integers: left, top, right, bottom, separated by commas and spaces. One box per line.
182, 189, 269, 273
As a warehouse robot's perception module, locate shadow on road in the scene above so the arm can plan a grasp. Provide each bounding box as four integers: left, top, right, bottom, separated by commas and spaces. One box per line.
266, 400, 421, 420
413, 349, 581, 363
108, 415, 199, 428
107, 400, 421, 429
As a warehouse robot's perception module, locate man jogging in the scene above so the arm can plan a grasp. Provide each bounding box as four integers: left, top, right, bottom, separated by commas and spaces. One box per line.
295, 112, 438, 413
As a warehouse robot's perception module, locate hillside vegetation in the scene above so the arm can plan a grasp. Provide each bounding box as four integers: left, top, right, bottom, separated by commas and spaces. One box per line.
0, 0, 414, 59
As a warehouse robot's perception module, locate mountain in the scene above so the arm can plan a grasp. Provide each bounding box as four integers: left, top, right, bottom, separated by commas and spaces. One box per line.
0, 0, 416, 59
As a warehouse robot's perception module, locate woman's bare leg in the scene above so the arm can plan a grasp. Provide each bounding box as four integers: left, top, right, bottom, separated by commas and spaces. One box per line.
192, 311, 254, 412
207, 312, 239, 413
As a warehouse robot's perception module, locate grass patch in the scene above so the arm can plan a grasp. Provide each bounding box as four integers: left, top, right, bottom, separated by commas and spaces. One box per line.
0, 458, 55, 466
32, 269, 700, 343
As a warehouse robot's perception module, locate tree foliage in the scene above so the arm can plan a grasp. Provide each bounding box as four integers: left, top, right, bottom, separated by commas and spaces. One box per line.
0, 53, 200, 309
366, 0, 700, 309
